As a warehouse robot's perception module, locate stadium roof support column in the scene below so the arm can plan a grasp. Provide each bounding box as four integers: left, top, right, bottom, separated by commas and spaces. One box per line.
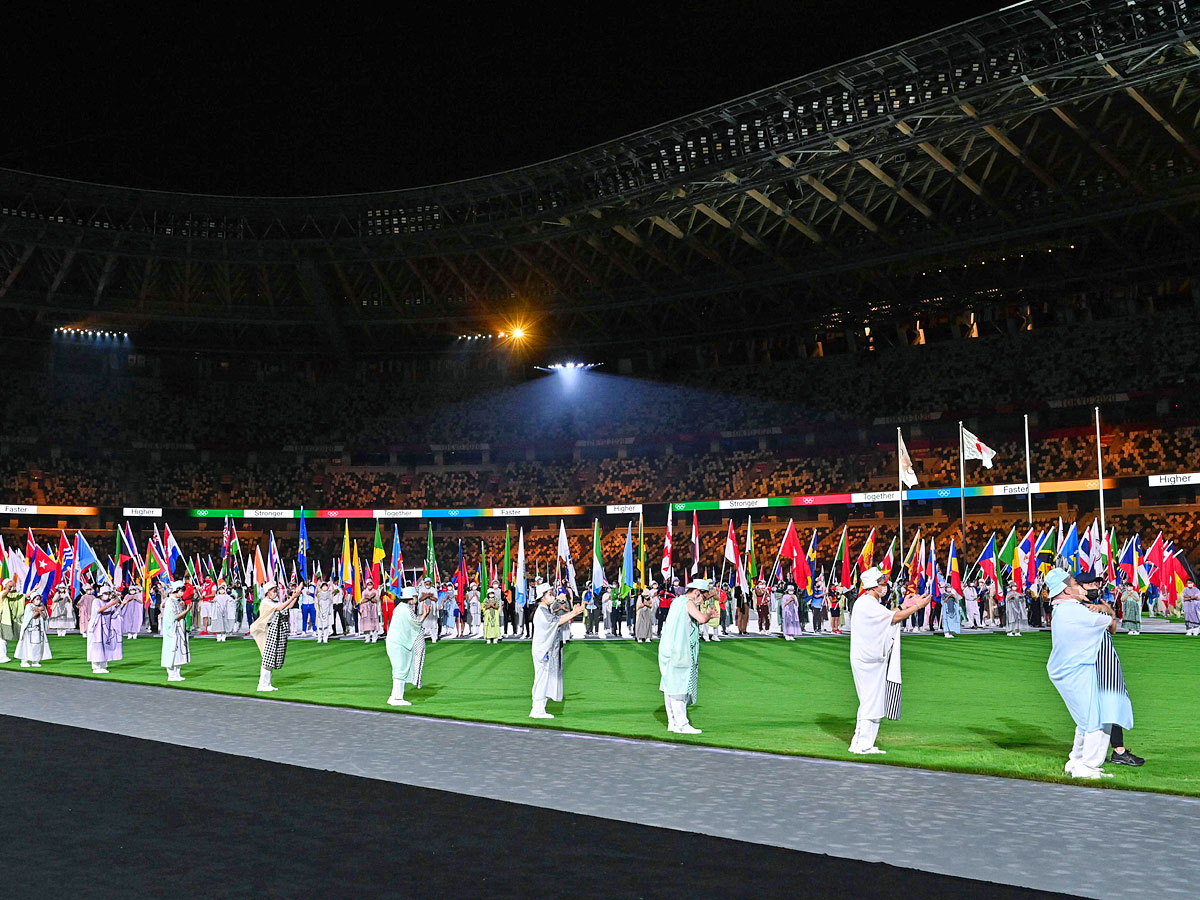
296, 259, 351, 359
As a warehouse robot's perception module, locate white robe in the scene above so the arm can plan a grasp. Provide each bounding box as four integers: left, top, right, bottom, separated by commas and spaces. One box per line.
160, 597, 191, 669
849, 593, 900, 721
531, 605, 563, 701
15, 604, 50, 662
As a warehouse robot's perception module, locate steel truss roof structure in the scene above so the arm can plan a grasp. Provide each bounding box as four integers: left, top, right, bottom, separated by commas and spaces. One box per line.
2, 0, 1200, 355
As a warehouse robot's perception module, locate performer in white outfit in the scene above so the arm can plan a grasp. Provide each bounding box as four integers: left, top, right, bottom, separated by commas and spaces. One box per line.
1045, 569, 1134, 779
658, 578, 715, 734
848, 568, 931, 755
529, 583, 583, 719
15, 594, 51, 667
385, 587, 429, 706
47, 584, 74, 636
160, 581, 191, 681
210, 579, 237, 641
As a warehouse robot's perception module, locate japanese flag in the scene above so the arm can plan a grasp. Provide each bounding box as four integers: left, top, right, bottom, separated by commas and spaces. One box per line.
961, 427, 996, 469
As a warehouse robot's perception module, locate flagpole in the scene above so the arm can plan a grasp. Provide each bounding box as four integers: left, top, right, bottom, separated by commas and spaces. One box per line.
1023, 413, 1034, 525
1095, 406, 1106, 535
765, 531, 786, 592
897, 426, 905, 566
958, 420, 968, 563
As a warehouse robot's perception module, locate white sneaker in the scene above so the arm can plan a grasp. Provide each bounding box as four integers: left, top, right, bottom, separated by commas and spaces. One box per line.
387, 698, 412, 706
20, 661, 30, 668
676, 723, 702, 734
32, 662, 41, 668
529, 710, 554, 719
860, 746, 886, 754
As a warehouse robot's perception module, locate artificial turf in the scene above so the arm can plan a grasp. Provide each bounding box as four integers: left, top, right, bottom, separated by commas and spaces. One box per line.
7, 630, 1198, 796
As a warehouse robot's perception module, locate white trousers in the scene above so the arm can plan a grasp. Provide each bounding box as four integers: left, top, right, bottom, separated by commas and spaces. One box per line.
850, 713, 881, 751
665, 694, 691, 729
965, 601, 982, 628
0, 638, 7, 660
1068, 725, 1111, 771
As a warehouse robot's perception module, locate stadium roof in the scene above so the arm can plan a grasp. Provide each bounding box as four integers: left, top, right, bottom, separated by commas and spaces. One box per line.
2, 0, 1200, 356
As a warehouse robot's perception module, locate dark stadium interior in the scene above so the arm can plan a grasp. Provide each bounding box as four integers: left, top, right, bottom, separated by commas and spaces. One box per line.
4, 2, 1200, 897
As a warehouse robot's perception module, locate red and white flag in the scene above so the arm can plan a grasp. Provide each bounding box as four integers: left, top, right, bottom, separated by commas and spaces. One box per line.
661, 507, 673, 579
961, 427, 996, 469
690, 510, 700, 576
724, 520, 748, 593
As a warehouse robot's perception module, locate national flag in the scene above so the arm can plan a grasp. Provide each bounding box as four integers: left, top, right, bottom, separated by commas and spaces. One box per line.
878, 537, 896, 580
503, 525, 512, 589
690, 511, 701, 576
1144, 532, 1166, 590
516, 527, 527, 605
1060, 522, 1080, 573
299, 509, 310, 581
745, 517, 758, 583
144, 538, 167, 594
1078, 522, 1094, 574
779, 520, 811, 593
948, 539, 962, 595
71, 532, 105, 595
122, 523, 144, 577
1015, 529, 1035, 592
977, 533, 1000, 597
1118, 535, 1137, 584
855, 527, 876, 574
455, 540, 467, 605
723, 520, 748, 593
927, 538, 941, 600
806, 530, 818, 572
389, 525, 404, 589
228, 520, 242, 561
371, 519, 385, 586
341, 523, 353, 592
996, 527, 1018, 587
622, 522, 634, 592
906, 532, 923, 586
163, 523, 183, 576
661, 508, 673, 579
902, 529, 921, 572
1036, 527, 1056, 573
221, 515, 231, 561
268, 531, 287, 596
28, 544, 59, 595
915, 538, 927, 593
831, 525, 848, 588
252, 545, 268, 587
637, 512, 646, 589
56, 530, 73, 591
557, 520, 578, 589
961, 427, 997, 468
424, 524, 439, 583
898, 431, 919, 487
591, 519, 606, 589
352, 540, 362, 607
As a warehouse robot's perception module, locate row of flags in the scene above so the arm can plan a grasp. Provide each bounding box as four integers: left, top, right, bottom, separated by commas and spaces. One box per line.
5, 506, 1191, 609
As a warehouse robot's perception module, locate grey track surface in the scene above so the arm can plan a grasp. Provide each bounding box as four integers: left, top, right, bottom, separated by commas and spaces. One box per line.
2, 670, 1195, 899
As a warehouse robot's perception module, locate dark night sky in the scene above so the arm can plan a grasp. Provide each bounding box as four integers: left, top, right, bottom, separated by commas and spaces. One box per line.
4, 1, 1004, 196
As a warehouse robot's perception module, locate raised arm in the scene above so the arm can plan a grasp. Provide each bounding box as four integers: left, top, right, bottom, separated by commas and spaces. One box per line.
891, 592, 932, 624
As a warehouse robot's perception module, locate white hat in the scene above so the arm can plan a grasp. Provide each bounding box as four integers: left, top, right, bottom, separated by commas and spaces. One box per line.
1045, 569, 1071, 598
262, 582, 279, 594
859, 567, 885, 589
685, 577, 710, 592
536, 583, 553, 599
170, 580, 186, 591
401, 586, 417, 599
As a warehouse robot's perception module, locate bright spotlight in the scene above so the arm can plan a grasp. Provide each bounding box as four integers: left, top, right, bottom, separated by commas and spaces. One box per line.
512, 327, 525, 339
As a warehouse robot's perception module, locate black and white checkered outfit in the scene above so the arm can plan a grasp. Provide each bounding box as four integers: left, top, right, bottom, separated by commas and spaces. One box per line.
262, 611, 289, 670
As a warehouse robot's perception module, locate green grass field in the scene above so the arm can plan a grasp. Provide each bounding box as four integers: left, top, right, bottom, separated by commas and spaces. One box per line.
7, 631, 1197, 796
